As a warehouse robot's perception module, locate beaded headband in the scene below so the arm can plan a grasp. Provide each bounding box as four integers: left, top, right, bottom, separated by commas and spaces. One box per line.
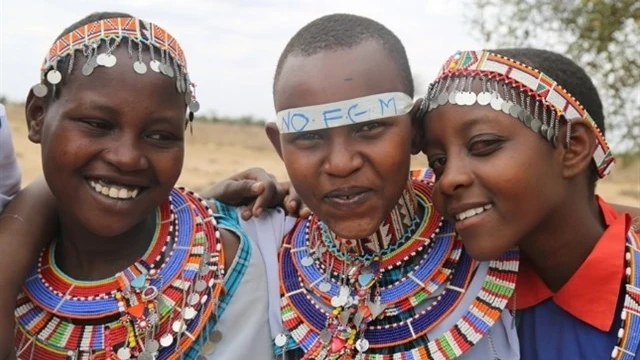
272, 92, 413, 133
31, 16, 200, 114
419, 50, 614, 178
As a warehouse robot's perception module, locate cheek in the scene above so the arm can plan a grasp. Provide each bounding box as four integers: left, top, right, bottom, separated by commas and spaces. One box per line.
154, 148, 184, 186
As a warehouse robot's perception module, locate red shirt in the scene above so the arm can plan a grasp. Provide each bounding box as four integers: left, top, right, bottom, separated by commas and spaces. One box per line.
515, 197, 635, 331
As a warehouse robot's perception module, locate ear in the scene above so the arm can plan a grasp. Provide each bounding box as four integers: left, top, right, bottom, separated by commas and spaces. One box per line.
25, 89, 47, 144
409, 98, 424, 155
559, 117, 596, 179
265, 123, 284, 160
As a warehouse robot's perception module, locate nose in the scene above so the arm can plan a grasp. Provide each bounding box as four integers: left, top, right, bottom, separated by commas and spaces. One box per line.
102, 133, 148, 172
322, 136, 364, 178
437, 152, 473, 196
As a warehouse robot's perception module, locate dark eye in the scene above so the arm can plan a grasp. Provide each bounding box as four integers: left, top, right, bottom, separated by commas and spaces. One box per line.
355, 121, 387, 138
80, 119, 112, 131
146, 132, 178, 141
467, 138, 505, 156
294, 132, 323, 142
428, 155, 447, 179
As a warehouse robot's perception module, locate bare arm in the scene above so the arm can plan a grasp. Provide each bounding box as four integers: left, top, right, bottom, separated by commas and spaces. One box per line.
0, 177, 57, 360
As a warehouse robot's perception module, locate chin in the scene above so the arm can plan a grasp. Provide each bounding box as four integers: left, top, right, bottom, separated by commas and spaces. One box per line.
461, 241, 512, 262
325, 219, 381, 239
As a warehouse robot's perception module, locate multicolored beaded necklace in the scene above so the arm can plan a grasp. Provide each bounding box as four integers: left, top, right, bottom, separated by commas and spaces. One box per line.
610, 230, 640, 359
14, 188, 225, 360
275, 177, 519, 360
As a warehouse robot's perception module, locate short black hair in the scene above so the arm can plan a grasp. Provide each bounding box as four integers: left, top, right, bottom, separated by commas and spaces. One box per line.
492, 48, 605, 192
273, 13, 413, 97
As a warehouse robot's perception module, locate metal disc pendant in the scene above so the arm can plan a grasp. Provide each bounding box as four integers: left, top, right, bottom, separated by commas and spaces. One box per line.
438, 92, 448, 106
355, 338, 370, 352
490, 95, 502, 111
188, 293, 201, 306
274, 333, 287, 347
172, 319, 186, 333
150, 59, 161, 72
530, 118, 542, 133
116, 347, 131, 360
146, 339, 160, 353
546, 126, 555, 142
32, 83, 48, 98
160, 333, 174, 347
133, 61, 148, 74
477, 92, 491, 106
300, 256, 314, 267
182, 306, 197, 320
103, 54, 117, 68
455, 91, 465, 105
165, 65, 175, 77
201, 340, 216, 355
319, 282, 331, 293
501, 101, 511, 114
509, 104, 521, 118
331, 295, 345, 307
210, 329, 223, 343
448, 91, 457, 105
46, 70, 62, 84
138, 353, 154, 360
195, 279, 207, 292
189, 100, 200, 113
524, 114, 534, 127
96, 53, 107, 66
466, 92, 477, 105
82, 62, 95, 76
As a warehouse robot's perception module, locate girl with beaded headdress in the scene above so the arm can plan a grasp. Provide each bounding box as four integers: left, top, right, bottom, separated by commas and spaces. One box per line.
0, 11, 295, 360
419, 48, 640, 359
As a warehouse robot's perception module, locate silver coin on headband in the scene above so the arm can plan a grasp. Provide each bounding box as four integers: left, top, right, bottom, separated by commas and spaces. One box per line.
477, 92, 492, 106
531, 118, 542, 133
46, 70, 62, 85
466, 92, 477, 105
523, 114, 534, 127
490, 95, 503, 111
32, 84, 48, 98
189, 100, 201, 113
438, 92, 448, 106
133, 61, 148, 74
150, 59, 161, 73
102, 54, 117, 68
455, 91, 465, 105
501, 101, 511, 114
449, 91, 458, 105
509, 104, 521, 118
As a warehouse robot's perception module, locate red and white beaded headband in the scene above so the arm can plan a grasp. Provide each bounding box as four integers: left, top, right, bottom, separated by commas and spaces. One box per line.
420, 50, 614, 178
32, 17, 200, 113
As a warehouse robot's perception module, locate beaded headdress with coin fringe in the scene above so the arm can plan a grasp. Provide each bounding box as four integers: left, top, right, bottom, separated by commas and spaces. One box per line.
418, 50, 615, 178
31, 16, 200, 118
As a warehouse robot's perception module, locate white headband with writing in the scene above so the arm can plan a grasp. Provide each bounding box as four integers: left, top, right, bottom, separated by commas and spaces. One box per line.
272, 92, 414, 133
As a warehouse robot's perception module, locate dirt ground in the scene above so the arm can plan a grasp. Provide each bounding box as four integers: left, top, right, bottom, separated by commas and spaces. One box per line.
4, 102, 639, 207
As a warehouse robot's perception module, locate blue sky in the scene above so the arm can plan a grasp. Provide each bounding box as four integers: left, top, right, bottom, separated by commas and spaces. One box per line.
0, 0, 483, 120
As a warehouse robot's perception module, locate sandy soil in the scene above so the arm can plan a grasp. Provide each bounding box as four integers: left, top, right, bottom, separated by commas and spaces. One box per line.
4, 103, 639, 207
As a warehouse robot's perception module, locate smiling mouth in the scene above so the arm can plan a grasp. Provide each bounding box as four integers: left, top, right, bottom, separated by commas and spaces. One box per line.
454, 204, 493, 221
87, 179, 142, 200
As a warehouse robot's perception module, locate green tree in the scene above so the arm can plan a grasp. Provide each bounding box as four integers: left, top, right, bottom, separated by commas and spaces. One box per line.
466, 0, 639, 152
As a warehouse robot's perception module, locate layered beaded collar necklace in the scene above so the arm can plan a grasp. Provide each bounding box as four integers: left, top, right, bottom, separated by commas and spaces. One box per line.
608, 231, 640, 359
276, 178, 519, 360
15, 188, 225, 360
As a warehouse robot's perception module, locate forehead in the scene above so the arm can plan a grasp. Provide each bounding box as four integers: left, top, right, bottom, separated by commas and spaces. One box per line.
274, 40, 405, 112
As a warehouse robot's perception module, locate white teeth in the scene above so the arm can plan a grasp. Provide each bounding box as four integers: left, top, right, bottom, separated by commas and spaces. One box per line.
88, 180, 141, 200
455, 204, 492, 221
